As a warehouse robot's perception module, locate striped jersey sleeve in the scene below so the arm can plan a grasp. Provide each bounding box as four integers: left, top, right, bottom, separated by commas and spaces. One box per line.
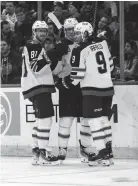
109, 56, 114, 71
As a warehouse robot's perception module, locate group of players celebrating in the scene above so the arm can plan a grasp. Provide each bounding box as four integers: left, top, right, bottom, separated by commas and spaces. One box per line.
21, 17, 114, 167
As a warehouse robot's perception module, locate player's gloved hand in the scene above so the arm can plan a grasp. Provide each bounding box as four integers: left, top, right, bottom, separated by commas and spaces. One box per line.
61, 75, 76, 89
53, 75, 75, 90
53, 75, 64, 89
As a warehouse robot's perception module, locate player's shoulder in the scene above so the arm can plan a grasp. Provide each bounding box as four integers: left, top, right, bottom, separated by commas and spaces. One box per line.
94, 40, 108, 47
80, 42, 91, 50
80, 42, 92, 53
26, 39, 42, 46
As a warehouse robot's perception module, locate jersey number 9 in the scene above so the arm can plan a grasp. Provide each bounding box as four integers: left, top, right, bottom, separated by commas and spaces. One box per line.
96, 51, 107, 74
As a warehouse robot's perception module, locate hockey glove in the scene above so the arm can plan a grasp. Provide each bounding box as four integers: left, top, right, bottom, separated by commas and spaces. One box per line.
61, 75, 76, 89
54, 75, 75, 90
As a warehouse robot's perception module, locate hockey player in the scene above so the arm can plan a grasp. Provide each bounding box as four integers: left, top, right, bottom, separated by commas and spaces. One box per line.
54, 18, 81, 164
69, 26, 95, 163
21, 21, 59, 166
71, 22, 114, 166
47, 18, 82, 164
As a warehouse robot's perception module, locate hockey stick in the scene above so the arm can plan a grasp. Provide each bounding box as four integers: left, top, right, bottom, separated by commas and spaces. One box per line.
48, 12, 63, 42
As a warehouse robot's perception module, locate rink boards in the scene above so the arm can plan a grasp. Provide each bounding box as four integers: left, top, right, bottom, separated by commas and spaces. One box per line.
0, 84, 138, 158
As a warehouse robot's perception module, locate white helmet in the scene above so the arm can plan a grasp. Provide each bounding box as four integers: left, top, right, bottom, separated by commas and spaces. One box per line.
74, 22, 93, 37
32, 21, 48, 33
64, 18, 78, 29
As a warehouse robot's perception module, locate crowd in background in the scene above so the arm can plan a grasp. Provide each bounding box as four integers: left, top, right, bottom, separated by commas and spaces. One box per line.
1, 1, 138, 84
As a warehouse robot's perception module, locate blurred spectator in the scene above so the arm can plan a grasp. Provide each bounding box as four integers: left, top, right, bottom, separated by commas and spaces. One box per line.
4, 1, 17, 23
1, 1, 6, 12
110, 23, 120, 67
99, 2, 118, 19
1, 20, 17, 50
96, 2, 108, 21
124, 40, 138, 81
68, 2, 81, 22
14, 6, 27, 52
125, 2, 138, 42
108, 18, 120, 67
125, 21, 138, 41
80, 2, 94, 25
1, 39, 22, 84
1, 1, 17, 31
26, 9, 36, 23
18, 1, 29, 12
14, 6, 34, 48
15, 6, 26, 30
125, 2, 138, 25
109, 17, 119, 33
52, 1, 70, 24
96, 16, 112, 44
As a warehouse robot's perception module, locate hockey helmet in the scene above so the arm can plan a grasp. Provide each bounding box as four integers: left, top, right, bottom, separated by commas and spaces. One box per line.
32, 21, 48, 33
64, 18, 78, 29
74, 22, 93, 37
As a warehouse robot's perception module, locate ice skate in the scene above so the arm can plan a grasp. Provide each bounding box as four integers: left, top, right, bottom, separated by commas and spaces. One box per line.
106, 141, 114, 165
88, 148, 110, 167
58, 147, 67, 164
32, 147, 40, 165
79, 140, 95, 163
39, 149, 59, 166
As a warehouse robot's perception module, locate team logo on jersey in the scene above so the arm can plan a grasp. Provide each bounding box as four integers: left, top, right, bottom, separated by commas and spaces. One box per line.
0, 92, 12, 136
94, 108, 102, 112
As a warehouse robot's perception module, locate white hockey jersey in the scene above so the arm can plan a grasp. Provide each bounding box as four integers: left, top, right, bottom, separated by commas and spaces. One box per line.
21, 42, 55, 99
71, 40, 114, 96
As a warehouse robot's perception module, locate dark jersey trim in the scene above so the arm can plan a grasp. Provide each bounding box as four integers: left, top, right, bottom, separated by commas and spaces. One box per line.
23, 85, 55, 99
82, 86, 114, 96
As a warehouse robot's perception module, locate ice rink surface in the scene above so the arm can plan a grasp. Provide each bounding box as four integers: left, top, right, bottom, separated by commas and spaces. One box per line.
1, 157, 138, 186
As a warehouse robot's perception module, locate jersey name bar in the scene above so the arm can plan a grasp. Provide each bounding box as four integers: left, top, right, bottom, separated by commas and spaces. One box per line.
90, 43, 103, 52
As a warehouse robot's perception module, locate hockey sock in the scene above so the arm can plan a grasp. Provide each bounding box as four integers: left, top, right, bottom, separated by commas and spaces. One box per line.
37, 117, 52, 150
80, 118, 92, 147
32, 118, 39, 148
58, 117, 74, 148
102, 116, 113, 156
102, 116, 112, 143
88, 117, 106, 151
